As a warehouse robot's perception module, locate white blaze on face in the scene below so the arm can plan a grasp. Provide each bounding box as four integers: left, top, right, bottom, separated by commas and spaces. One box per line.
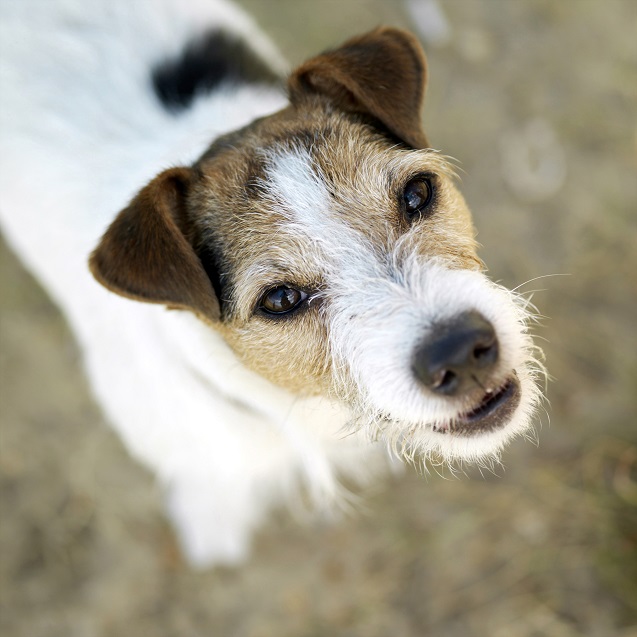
265, 146, 541, 463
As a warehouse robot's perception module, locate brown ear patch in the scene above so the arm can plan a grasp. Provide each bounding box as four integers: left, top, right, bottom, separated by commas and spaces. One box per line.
89, 167, 220, 321
288, 27, 429, 149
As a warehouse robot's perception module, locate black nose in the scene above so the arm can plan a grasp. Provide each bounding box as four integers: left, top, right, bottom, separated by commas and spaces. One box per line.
412, 311, 499, 396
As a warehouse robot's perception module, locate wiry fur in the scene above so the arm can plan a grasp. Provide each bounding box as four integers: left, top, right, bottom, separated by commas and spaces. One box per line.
0, 0, 546, 567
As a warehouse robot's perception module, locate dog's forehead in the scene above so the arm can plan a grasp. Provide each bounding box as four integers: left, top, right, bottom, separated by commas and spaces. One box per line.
197, 109, 392, 198
194, 107, 442, 233
194, 111, 391, 233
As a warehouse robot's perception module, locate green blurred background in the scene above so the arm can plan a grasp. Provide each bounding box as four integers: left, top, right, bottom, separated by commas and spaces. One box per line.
1, 1, 635, 635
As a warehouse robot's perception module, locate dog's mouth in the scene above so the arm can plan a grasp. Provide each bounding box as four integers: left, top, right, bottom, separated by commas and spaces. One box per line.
432, 374, 521, 437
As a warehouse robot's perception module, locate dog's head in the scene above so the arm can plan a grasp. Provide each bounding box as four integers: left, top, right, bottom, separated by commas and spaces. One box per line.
90, 28, 544, 464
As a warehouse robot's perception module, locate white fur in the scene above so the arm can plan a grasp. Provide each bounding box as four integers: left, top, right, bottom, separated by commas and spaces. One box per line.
0, 0, 542, 567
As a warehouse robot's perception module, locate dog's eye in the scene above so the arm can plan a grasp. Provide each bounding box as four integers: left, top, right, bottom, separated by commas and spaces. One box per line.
260, 286, 308, 315
403, 176, 433, 219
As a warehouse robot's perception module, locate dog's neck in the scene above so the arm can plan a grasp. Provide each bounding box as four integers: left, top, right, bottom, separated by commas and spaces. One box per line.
154, 308, 354, 440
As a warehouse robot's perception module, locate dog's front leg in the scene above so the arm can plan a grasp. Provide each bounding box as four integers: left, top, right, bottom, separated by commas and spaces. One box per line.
165, 473, 265, 568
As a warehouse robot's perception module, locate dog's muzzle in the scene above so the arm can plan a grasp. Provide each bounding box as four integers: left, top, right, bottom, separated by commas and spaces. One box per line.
413, 311, 521, 435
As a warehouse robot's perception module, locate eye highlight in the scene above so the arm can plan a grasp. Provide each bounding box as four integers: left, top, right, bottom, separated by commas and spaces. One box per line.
260, 286, 308, 315
402, 175, 434, 220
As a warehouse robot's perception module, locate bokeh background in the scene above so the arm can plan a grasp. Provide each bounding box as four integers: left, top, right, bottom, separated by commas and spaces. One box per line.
1, 1, 636, 635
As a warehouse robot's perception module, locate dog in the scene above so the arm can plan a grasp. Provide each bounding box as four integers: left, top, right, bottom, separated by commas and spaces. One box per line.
0, 0, 544, 567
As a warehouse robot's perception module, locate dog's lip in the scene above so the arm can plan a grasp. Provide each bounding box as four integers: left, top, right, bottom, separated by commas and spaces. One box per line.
433, 374, 521, 436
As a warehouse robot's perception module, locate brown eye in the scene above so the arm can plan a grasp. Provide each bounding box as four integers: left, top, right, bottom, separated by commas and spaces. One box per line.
403, 176, 433, 219
260, 286, 308, 315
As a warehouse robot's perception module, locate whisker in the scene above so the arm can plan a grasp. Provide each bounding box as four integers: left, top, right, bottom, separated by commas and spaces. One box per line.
511, 272, 571, 292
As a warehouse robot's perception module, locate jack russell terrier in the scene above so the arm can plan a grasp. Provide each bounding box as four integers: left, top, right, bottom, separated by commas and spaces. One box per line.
0, 0, 545, 566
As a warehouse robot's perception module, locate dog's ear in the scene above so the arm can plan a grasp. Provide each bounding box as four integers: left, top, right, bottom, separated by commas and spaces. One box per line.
288, 27, 429, 149
89, 167, 220, 321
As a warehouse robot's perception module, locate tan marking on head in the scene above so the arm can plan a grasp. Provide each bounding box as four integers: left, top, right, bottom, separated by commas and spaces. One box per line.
184, 105, 481, 394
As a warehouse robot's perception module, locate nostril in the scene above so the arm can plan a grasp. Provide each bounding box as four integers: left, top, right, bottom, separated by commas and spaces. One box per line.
432, 369, 459, 395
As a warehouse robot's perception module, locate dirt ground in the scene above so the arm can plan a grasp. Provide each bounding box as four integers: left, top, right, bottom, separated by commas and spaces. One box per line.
1, 1, 636, 636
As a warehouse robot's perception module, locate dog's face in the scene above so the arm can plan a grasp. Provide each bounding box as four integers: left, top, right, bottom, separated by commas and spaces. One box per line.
90, 29, 543, 463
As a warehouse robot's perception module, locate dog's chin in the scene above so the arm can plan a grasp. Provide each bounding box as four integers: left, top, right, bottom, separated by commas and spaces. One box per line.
420, 370, 538, 464
370, 371, 536, 465
432, 374, 522, 438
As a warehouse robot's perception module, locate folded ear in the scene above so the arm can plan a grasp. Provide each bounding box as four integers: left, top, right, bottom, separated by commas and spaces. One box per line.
288, 27, 429, 149
89, 167, 220, 321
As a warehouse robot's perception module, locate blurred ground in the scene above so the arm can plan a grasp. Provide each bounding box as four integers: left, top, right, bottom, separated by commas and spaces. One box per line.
1, 1, 636, 636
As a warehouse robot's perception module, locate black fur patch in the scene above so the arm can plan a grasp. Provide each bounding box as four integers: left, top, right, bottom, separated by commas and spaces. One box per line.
152, 30, 282, 112
196, 241, 226, 316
